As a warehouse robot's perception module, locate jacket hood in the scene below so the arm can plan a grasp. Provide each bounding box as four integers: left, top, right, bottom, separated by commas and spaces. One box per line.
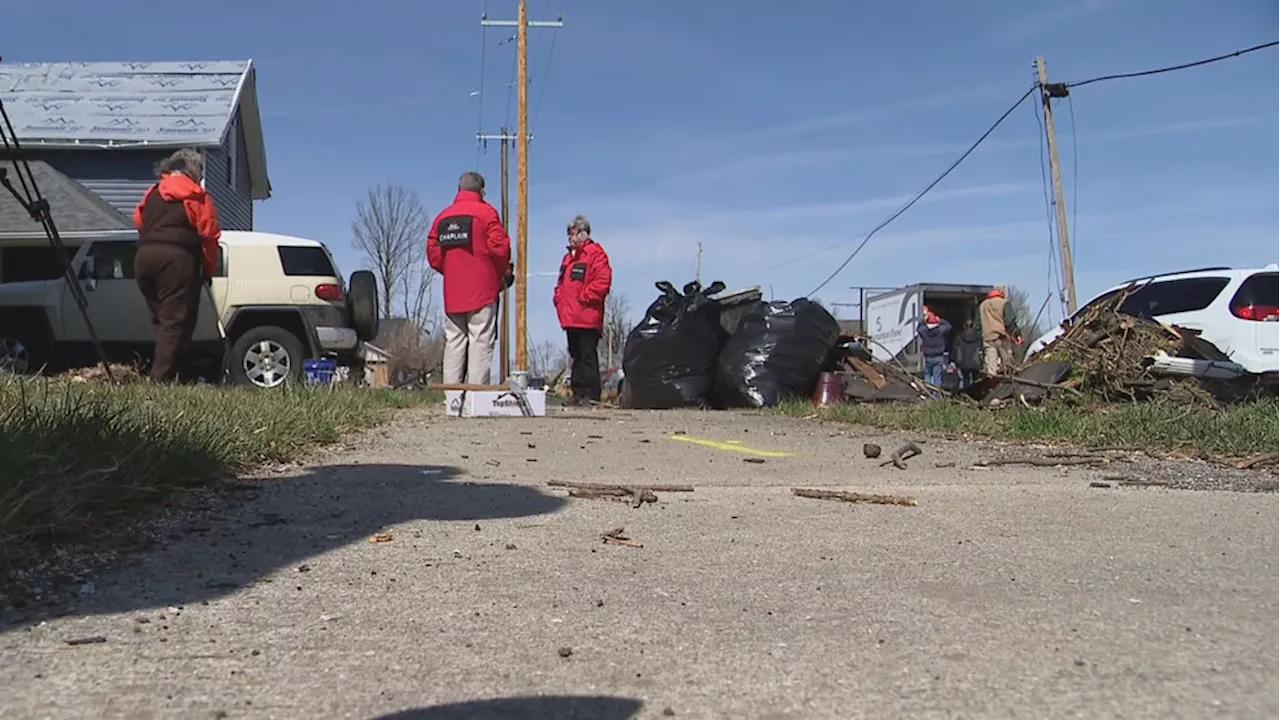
157, 173, 206, 202
453, 189, 484, 203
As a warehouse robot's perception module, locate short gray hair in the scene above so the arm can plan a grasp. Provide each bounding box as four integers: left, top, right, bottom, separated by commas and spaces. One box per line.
156, 148, 204, 182
458, 171, 486, 192
567, 214, 591, 235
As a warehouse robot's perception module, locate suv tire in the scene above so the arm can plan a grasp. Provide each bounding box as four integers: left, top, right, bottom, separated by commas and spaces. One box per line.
0, 316, 50, 376
347, 270, 380, 342
229, 325, 306, 388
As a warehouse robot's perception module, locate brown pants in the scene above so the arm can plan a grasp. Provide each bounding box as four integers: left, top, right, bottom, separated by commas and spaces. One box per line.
134, 243, 203, 382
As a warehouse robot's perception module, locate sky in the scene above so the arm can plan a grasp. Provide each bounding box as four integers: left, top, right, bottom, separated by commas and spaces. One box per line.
3, 0, 1278, 350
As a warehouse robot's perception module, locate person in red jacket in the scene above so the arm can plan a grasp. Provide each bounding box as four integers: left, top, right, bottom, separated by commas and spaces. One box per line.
132, 148, 223, 383
427, 172, 513, 385
553, 215, 613, 405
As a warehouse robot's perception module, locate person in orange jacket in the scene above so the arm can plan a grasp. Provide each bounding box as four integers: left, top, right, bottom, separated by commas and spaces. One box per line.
132, 148, 223, 383
553, 214, 613, 405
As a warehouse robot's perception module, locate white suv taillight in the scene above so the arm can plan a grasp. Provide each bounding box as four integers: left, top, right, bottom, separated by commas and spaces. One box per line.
314, 283, 343, 302
1232, 304, 1279, 321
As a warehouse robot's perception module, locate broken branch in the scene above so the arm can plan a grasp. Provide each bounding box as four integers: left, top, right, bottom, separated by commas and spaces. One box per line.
791, 487, 918, 507
601, 527, 643, 548
976, 456, 1108, 468
878, 441, 922, 469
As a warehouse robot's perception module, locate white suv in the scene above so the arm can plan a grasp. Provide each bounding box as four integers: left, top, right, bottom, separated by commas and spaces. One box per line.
0, 230, 379, 386
1027, 265, 1279, 376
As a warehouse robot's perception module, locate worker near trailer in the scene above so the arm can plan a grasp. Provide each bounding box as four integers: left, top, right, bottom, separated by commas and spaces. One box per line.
915, 307, 952, 393
427, 171, 514, 385
553, 214, 613, 406
951, 318, 983, 388
132, 148, 223, 384
978, 285, 1023, 376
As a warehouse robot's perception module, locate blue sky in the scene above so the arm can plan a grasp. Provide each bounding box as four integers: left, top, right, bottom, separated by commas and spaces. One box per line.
4, 0, 1278, 346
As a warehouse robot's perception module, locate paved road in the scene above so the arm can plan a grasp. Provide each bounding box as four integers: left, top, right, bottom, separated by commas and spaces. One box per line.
2, 406, 1276, 719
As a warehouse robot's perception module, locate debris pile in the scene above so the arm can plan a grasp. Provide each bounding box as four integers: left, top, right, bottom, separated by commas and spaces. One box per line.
1008, 292, 1260, 407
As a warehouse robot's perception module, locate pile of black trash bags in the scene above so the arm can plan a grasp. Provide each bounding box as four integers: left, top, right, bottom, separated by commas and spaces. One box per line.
620, 280, 841, 410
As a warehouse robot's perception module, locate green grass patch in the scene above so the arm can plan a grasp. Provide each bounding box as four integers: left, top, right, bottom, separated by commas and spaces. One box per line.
0, 376, 438, 561
773, 398, 1279, 457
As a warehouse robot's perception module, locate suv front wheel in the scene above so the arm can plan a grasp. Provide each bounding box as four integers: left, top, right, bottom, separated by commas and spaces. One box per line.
229, 325, 305, 388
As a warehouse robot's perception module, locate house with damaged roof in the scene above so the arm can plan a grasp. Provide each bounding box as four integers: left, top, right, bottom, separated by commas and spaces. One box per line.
0, 60, 270, 281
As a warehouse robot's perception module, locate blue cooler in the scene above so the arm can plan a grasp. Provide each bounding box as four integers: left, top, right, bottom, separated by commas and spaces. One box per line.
303, 358, 338, 386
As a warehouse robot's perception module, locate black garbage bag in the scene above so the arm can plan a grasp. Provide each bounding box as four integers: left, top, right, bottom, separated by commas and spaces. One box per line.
621, 279, 728, 409
715, 298, 841, 408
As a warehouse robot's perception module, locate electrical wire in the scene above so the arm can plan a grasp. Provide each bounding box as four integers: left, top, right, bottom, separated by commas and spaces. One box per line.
1064, 41, 1278, 88
1066, 94, 1079, 270
531, 0, 568, 135
1031, 82, 1064, 323
475, 0, 490, 169
805, 85, 1037, 298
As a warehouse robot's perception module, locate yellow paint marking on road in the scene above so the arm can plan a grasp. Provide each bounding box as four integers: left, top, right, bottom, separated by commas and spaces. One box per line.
666, 434, 794, 458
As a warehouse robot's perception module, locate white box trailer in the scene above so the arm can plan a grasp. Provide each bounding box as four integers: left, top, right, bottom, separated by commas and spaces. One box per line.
864, 283, 993, 374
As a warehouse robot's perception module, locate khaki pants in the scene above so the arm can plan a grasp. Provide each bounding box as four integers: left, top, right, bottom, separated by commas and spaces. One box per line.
983, 339, 1013, 376
443, 302, 497, 385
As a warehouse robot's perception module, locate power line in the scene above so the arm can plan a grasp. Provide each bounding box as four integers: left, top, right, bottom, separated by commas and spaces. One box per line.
475, 0, 490, 169
1066, 93, 1079, 280
1064, 40, 1278, 89
531, 0, 568, 134
805, 85, 1037, 298
1030, 86, 1063, 321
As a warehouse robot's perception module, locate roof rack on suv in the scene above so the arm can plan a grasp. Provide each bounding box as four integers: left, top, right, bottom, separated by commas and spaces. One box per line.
1116, 266, 1233, 286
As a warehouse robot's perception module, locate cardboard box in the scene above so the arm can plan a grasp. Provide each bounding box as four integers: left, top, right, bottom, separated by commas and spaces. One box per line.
443, 389, 547, 418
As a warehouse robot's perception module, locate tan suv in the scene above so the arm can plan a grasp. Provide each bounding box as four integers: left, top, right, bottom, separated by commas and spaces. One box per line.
0, 230, 379, 387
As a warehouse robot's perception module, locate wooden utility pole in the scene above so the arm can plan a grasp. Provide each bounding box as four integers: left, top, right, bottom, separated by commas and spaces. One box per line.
1035, 56, 1078, 316
499, 126, 511, 380
481, 2, 563, 372
694, 242, 702, 284
476, 127, 515, 379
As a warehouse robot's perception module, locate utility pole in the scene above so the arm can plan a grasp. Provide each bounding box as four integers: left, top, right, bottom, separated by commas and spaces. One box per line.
481, 2, 563, 372
694, 242, 702, 284
1036, 56, 1078, 316
476, 127, 518, 380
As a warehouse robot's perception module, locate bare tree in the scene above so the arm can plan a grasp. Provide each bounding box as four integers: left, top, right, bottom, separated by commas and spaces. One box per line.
1005, 285, 1047, 361
351, 184, 435, 330
599, 293, 632, 369
528, 339, 565, 379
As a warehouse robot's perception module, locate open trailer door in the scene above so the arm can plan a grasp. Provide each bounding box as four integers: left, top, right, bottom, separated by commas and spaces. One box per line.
865, 285, 923, 373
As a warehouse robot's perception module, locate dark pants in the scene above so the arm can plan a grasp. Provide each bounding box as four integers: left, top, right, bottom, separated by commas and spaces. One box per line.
565, 327, 602, 401
134, 243, 203, 383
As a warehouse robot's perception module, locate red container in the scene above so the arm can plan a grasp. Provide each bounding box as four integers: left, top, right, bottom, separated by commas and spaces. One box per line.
811, 371, 844, 406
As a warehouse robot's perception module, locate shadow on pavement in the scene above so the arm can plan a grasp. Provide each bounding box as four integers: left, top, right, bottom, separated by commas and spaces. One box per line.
372, 695, 644, 720
1, 463, 566, 626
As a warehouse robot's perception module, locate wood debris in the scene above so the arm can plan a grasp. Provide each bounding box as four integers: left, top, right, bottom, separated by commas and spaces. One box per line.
548, 480, 693, 508
601, 527, 643, 548
879, 441, 922, 469
1234, 452, 1279, 470
368, 532, 394, 543
791, 488, 918, 507
64, 636, 107, 646
976, 455, 1108, 468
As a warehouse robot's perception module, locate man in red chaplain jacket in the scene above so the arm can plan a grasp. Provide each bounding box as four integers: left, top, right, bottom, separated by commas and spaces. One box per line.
427, 171, 513, 385
131, 148, 223, 383
553, 214, 613, 405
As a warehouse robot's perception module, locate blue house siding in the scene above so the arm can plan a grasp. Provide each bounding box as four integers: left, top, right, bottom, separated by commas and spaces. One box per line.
203, 113, 254, 231
38, 151, 166, 220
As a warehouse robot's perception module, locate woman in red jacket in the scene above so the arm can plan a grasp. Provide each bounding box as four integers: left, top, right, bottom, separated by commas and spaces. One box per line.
553, 215, 613, 405
132, 148, 223, 383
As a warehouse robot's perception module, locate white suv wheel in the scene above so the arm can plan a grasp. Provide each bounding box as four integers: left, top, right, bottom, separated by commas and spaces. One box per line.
242, 340, 293, 388
0, 337, 31, 374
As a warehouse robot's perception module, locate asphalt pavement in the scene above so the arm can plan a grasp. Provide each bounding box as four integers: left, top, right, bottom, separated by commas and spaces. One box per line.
1, 405, 1276, 720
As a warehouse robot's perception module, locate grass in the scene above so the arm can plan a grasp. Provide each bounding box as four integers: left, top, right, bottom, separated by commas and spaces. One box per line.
0, 376, 438, 562
774, 398, 1279, 458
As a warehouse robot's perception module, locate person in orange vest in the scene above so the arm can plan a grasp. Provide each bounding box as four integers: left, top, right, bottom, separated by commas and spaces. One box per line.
132, 148, 223, 383
553, 215, 613, 405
